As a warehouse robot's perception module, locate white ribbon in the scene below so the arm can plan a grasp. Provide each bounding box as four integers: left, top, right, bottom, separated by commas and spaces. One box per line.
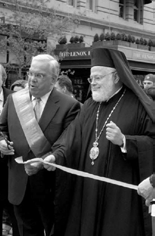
15, 157, 138, 190
15, 156, 155, 236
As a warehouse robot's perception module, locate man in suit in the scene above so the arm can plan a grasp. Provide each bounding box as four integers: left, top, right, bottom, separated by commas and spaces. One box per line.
55, 74, 74, 98
0, 64, 14, 236
55, 74, 83, 107
0, 54, 80, 236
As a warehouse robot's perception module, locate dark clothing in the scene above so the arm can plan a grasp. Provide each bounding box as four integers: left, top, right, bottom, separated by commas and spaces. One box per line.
0, 88, 80, 236
0, 87, 15, 236
53, 88, 154, 236
14, 181, 54, 236
0, 87, 12, 202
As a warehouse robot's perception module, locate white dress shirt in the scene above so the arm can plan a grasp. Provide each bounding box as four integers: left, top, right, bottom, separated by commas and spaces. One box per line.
32, 91, 52, 118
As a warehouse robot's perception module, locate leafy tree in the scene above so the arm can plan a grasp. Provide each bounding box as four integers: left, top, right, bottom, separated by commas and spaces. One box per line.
0, 0, 79, 77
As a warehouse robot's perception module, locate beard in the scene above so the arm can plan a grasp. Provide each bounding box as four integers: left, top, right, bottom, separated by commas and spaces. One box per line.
92, 85, 114, 102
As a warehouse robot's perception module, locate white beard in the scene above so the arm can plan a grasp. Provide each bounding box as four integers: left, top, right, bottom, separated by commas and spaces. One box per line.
92, 89, 112, 102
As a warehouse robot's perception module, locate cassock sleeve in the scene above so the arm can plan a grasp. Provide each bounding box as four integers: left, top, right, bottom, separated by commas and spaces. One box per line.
123, 108, 155, 182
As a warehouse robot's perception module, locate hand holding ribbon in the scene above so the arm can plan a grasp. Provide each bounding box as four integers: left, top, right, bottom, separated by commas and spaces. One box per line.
24, 158, 44, 176
137, 177, 155, 207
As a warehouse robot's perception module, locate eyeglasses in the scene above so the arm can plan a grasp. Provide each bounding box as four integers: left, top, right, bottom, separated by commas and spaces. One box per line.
87, 72, 115, 84
27, 71, 45, 80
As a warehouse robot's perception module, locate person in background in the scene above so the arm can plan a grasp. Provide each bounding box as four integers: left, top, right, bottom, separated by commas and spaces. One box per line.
0, 64, 12, 236
3, 78, 28, 236
10, 80, 28, 92
0, 54, 80, 236
143, 73, 155, 100
55, 74, 83, 107
138, 174, 155, 206
43, 48, 155, 236
55, 74, 74, 98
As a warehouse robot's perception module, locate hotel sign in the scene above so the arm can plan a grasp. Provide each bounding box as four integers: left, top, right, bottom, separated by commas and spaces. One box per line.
56, 47, 91, 60
55, 46, 155, 65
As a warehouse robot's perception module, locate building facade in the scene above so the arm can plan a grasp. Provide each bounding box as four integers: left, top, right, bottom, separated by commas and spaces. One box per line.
0, 0, 154, 102
52, 0, 155, 102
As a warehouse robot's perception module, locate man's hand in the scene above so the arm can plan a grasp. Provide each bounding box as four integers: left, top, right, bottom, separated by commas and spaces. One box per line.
0, 140, 14, 156
137, 177, 155, 206
106, 121, 124, 146
145, 189, 155, 206
43, 154, 56, 171
24, 161, 43, 176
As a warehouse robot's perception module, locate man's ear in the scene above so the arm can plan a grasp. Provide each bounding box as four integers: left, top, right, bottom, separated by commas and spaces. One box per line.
113, 72, 119, 84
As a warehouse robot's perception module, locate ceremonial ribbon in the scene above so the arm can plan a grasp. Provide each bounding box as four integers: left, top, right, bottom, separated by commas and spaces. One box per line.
15, 157, 137, 190
15, 156, 155, 236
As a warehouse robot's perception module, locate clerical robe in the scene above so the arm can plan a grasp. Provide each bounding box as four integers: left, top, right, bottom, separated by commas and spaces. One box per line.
53, 87, 155, 236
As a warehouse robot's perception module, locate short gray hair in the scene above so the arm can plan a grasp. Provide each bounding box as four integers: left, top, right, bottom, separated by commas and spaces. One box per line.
32, 54, 60, 82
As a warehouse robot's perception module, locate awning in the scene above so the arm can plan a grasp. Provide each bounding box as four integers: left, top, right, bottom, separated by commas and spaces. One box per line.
129, 61, 155, 72
144, 0, 152, 4
59, 59, 91, 69
60, 59, 155, 73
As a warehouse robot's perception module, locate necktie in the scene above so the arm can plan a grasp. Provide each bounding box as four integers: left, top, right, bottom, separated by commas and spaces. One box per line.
34, 98, 41, 121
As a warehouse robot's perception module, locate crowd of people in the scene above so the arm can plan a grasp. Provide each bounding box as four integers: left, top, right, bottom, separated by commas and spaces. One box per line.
0, 47, 154, 236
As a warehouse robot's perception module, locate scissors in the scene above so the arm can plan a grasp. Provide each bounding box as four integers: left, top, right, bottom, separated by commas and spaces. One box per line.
0, 132, 12, 150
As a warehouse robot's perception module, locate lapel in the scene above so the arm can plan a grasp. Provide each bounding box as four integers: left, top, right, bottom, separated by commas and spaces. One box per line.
39, 88, 60, 132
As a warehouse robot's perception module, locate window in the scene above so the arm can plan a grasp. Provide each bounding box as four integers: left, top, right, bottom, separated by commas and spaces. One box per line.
68, 0, 74, 6
134, 0, 143, 23
86, 0, 93, 10
86, 0, 96, 12
134, 0, 138, 21
119, 0, 126, 19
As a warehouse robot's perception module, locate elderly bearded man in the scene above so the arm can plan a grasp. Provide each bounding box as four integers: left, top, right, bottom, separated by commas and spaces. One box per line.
0, 54, 80, 236
43, 48, 155, 236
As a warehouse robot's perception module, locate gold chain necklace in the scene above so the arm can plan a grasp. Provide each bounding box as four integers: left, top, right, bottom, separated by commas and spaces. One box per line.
90, 89, 126, 165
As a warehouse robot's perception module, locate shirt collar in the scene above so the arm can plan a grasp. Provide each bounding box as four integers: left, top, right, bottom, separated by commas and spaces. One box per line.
32, 90, 52, 104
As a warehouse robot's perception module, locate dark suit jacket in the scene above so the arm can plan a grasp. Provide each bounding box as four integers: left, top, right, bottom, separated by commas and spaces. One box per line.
0, 88, 80, 205
0, 87, 13, 202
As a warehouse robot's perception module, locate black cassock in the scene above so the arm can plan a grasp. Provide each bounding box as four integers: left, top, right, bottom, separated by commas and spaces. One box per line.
53, 87, 154, 236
